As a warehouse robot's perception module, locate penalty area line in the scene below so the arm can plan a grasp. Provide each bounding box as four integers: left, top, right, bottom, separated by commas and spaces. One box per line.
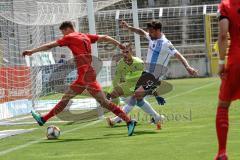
166, 80, 218, 100
151, 80, 218, 104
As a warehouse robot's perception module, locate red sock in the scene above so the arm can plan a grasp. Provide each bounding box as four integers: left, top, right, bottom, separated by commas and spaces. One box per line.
216, 106, 229, 155
42, 100, 69, 122
108, 102, 131, 123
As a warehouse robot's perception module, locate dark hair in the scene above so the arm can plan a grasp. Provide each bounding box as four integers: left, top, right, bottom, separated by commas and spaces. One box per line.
147, 20, 162, 31
59, 21, 74, 30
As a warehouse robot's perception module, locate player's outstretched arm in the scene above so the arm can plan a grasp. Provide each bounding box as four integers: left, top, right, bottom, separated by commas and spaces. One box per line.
218, 18, 229, 78
97, 35, 125, 50
120, 20, 148, 37
174, 52, 198, 76
22, 41, 59, 57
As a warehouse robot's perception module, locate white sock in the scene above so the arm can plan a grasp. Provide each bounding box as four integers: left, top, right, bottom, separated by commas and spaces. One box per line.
137, 99, 163, 122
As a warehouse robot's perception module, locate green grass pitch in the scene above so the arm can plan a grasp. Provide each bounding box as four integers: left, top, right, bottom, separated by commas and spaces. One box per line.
0, 77, 240, 160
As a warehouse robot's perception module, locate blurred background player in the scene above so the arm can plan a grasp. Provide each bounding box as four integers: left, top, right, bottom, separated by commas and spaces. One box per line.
215, 0, 240, 159
116, 20, 198, 125
22, 21, 137, 136
106, 43, 165, 129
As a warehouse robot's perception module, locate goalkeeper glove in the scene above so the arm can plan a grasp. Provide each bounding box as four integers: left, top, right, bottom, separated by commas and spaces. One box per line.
106, 93, 112, 100
155, 96, 166, 105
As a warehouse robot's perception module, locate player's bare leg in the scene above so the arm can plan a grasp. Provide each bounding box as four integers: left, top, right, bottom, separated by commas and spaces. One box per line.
215, 100, 231, 160
31, 88, 79, 126
134, 86, 145, 100
90, 90, 137, 136
106, 86, 124, 99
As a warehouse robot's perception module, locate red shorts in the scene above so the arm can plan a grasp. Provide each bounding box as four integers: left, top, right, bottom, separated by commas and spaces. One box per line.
70, 65, 102, 95
219, 63, 240, 101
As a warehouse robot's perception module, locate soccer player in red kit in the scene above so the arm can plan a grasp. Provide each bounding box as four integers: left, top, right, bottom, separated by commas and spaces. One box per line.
22, 21, 137, 136
215, 0, 240, 159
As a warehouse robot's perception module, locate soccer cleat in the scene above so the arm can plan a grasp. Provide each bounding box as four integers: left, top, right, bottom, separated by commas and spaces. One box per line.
106, 117, 114, 128
155, 96, 166, 105
150, 117, 155, 124
214, 153, 228, 160
31, 110, 45, 126
150, 115, 165, 124
127, 120, 137, 136
156, 122, 162, 130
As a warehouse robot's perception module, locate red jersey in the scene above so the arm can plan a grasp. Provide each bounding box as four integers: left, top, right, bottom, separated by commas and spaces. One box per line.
218, 0, 240, 59
57, 32, 99, 70
218, 0, 240, 101
56, 32, 102, 94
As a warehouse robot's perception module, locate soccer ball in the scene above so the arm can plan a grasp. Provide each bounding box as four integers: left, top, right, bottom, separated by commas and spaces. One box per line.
46, 125, 60, 140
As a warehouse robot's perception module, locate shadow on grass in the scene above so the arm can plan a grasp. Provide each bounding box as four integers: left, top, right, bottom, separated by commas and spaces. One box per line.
103, 130, 158, 137
39, 130, 158, 144
135, 130, 158, 135
105, 123, 142, 129
39, 136, 124, 144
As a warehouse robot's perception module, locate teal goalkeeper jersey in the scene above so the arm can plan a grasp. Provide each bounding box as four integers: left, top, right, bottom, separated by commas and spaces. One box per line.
112, 56, 144, 88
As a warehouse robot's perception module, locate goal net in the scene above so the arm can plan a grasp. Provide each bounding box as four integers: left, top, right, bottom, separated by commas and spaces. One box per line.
0, 0, 133, 120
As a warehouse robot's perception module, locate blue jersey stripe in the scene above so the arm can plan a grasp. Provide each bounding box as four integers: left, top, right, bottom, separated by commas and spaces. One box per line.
163, 53, 170, 66
149, 40, 163, 73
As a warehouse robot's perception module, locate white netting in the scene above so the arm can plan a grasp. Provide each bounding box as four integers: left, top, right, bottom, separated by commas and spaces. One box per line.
0, 0, 132, 120
0, 0, 131, 25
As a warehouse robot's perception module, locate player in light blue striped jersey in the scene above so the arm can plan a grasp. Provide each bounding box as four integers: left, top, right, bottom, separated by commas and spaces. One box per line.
108, 20, 198, 126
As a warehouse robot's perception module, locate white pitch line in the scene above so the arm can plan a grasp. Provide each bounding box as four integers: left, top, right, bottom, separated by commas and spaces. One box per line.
0, 115, 32, 123
0, 112, 49, 123
151, 80, 218, 105
0, 121, 69, 126
165, 80, 217, 100
0, 120, 101, 156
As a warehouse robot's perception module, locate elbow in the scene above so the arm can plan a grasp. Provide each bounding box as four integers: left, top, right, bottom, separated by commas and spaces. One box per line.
138, 30, 145, 36
174, 52, 181, 59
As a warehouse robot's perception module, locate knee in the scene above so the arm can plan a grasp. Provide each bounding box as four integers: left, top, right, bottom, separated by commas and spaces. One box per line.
136, 99, 145, 107
61, 95, 72, 102
62, 91, 76, 100
134, 91, 144, 100
218, 100, 231, 108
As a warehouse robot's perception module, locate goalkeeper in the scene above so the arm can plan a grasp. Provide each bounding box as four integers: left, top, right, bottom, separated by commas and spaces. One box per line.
106, 43, 165, 130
